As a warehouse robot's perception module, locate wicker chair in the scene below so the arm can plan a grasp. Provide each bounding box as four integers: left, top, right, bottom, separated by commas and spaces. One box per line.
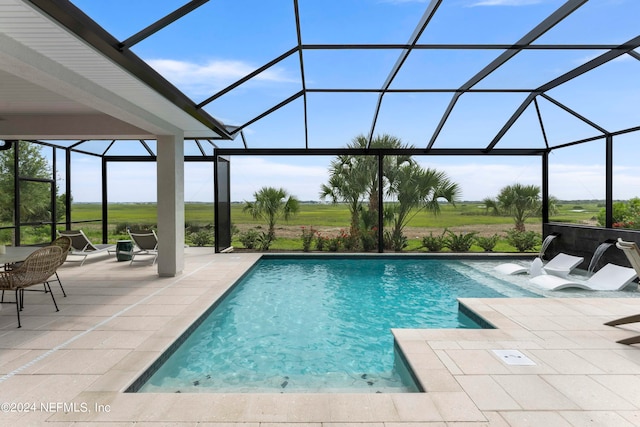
0, 245, 62, 328
48, 235, 72, 297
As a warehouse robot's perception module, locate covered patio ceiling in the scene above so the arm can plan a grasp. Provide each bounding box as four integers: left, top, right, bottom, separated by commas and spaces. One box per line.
0, 0, 638, 157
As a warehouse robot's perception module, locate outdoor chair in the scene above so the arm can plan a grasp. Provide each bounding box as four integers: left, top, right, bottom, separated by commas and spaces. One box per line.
603, 239, 640, 344
530, 262, 637, 291
494, 252, 584, 278
0, 245, 62, 328
128, 229, 158, 265
614, 238, 640, 278
57, 230, 116, 266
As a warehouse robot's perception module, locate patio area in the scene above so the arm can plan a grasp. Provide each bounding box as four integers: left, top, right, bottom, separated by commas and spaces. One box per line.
2, 248, 640, 426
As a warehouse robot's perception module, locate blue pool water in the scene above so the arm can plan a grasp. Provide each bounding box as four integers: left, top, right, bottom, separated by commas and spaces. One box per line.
137, 257, 538, 393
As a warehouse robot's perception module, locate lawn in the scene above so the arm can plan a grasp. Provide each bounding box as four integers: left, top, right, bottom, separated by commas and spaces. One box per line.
61, 201, 601, 252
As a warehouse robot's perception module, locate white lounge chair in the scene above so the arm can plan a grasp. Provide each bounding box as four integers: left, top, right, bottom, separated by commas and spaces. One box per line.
615, 238, 640, 277
494, 252, 584, 277
530, 263, 637, 291
57, 230, 116, 266
603, 239, 640, 343
128, 230, 158, 265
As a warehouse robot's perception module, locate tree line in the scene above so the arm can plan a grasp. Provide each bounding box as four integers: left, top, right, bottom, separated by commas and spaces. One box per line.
242, 134, 552, 251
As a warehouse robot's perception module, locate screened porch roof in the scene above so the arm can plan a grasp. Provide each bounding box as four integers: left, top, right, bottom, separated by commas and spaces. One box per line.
0, 0, 638, 156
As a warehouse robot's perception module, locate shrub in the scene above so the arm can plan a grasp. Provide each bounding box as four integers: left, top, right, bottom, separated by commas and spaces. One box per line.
327, 236, 341, 252
239, 229, 260, 249
422, 231, 446, 252
360, 228, 377, 252
189, 230, 213, 247
506, 229, 541, 252
380, 230, 407, 252
300, 226, 316, 252
0, 229, 12, 245
474, 234, 500, 252
315, 233, 328, 251
114, 222, 155, 235
339, 229, 358, 251
597, 198, 640, 229
256, 231, 273, 251
444, 229, 477, 252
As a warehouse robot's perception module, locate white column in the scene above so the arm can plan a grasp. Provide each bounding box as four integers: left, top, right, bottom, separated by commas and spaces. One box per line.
156, 134, 184, 276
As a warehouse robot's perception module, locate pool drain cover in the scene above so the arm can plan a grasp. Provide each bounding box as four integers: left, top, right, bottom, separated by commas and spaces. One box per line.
492, 349, 536, 366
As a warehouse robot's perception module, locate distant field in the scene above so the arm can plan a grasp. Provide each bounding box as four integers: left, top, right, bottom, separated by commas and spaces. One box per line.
68, 201, 601, 227
66, 201, 601, 251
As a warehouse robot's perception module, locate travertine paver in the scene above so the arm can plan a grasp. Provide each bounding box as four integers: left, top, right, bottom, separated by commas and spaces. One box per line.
0, 249, 640, 426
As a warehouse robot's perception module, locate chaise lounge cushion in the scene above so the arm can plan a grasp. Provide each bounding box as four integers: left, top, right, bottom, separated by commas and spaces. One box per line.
494, 252, 584, 278
530, 263, 637, 291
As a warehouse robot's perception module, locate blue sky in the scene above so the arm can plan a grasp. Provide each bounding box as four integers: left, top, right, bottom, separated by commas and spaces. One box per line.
63, 0, 640, 202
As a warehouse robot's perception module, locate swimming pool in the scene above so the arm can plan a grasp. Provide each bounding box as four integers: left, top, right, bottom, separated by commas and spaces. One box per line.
134, 256, 539, 393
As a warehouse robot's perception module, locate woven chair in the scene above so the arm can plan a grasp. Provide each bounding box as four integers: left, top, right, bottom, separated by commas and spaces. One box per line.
47, 235, 72, 297
0, 245, 62, 328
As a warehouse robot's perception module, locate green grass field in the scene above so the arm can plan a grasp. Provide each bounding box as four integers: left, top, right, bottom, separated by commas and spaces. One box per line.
69, 201, 602, 227
62, 201, 602, 252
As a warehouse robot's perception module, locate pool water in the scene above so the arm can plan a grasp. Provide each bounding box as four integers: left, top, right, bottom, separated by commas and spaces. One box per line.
138, 257, 538, 393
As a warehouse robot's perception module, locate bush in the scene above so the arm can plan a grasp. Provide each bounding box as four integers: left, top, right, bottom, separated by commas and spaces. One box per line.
315, 233, 328, 251
114, 222, 155, 234
382, 230, 407, 251
239, 229, 260, 249
256, 231, 273, 251
327, 236, 341, 252
475, 234, 500, 252
340, 230, 358, 251
392, 233, 408, 252
597, 198, 640, 229
360, 228, 377, 252
300, 226, 315, 252
506, 229, 541, 252
422, 231, 446, 252
444, 229, 477, 252
189, 230, 213, 247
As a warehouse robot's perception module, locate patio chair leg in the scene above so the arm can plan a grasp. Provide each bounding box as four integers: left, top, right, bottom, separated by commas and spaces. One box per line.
45, 282, 59, 312
15, 288, 21, 328
54, 272, 66, 297
605, 314, 640, 326
19, 288, 24, 310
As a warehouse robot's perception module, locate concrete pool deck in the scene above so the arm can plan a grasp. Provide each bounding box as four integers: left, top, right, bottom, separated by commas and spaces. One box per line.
1, 248, 640, 426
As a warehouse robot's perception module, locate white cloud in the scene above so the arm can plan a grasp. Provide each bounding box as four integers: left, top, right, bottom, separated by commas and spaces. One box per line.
67, 155, 640, 203
418, 161, 541, 201
147, 58, 297, 98
231, 157, 328, 202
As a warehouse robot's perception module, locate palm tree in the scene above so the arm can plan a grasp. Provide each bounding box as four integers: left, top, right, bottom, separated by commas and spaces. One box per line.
385, 163, 460, 250
243, 187, 300, 240
320, 134, 414, 238
346, 134, 414, 214
491, 183, 541, 232
320, 154, 370, 237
